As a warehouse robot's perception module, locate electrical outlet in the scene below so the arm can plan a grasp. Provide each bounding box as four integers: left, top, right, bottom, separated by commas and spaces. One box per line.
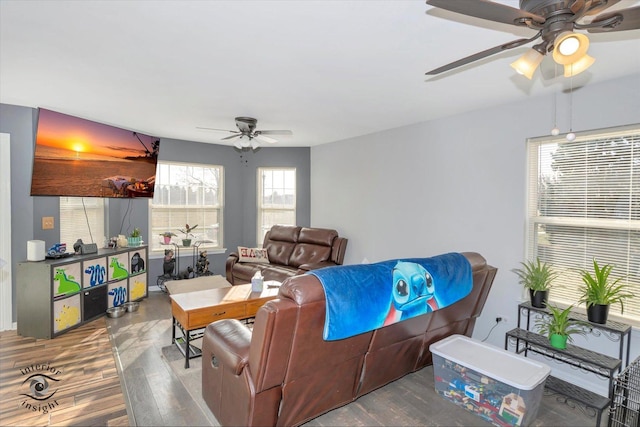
42, 216, 54, 230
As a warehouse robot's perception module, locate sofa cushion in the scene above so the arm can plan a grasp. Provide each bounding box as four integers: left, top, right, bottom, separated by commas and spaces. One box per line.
260, 265, 300, 283
288, 244, 332, 268
297, 227, 337, 246
286, 227, 337, 267
267, 225, 301, 242
232, 262, 271, 283
238, 246, 270, 263
266, 241, 296, 266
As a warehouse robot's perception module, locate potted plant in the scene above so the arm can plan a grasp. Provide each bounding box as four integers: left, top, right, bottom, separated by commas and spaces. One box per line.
159, 231, 176, 245
128, 227, 142, 247
536, 304, 588, 349
578, 258, 632, 324
178, 224, 197, 247
512, 258, 558, 308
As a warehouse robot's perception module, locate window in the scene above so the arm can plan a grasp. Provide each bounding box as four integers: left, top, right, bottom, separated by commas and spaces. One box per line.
60, 197, 105, 247
257, 168, 296, 244
150, 161, 224, 252
526, 125, 639, 323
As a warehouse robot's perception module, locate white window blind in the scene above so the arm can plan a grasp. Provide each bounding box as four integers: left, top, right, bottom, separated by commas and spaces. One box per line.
526, 125, 640, 323
150, 161, 224, 252
257, 168, 296, 245
59, 197, 105, 247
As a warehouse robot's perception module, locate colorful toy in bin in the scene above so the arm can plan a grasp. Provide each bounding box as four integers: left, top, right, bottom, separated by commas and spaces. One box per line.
47, 243, 67, 256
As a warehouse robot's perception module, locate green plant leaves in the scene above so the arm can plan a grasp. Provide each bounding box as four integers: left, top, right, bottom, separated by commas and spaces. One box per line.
512, 258, 559, 291
578, 259, 632, 313
536, 304, 589, 343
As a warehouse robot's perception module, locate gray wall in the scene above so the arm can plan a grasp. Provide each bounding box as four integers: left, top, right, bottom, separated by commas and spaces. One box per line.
1, 104, 310, 321
310, 73, 640, 395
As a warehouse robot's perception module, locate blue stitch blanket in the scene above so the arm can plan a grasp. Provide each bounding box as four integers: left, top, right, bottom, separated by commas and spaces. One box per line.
309, 252, 472, 341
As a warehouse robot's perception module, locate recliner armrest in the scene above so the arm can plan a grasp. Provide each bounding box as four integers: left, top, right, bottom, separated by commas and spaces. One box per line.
204, 319, 251, 375
297, 261, 338, 273
225, 252, 240, 284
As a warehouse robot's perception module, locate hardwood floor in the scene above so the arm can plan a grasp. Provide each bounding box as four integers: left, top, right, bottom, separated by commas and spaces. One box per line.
0, 317, 129, 426
2, 286, 604, 426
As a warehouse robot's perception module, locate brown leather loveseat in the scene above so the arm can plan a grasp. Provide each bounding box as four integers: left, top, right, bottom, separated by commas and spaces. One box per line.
203, 252, 497, 426
225, 225, 348, 284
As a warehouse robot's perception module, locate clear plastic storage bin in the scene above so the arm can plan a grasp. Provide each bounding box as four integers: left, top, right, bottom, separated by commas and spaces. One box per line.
430, 334, 550, 427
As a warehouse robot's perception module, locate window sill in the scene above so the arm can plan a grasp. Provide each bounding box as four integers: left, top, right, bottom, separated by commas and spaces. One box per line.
149, 247, 227, 259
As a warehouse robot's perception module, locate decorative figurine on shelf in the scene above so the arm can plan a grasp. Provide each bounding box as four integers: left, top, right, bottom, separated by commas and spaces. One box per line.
196, 250, 212, 276
179, 266, 194, 280
162, 249, 175, 277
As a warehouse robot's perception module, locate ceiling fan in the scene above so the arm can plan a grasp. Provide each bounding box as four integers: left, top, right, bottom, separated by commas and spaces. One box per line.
197, 117, 293, 149
425, 0, 640, 79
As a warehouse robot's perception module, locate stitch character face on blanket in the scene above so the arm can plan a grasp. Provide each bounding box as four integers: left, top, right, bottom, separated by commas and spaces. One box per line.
311, 252, 473, 341
391, 261, 438, 320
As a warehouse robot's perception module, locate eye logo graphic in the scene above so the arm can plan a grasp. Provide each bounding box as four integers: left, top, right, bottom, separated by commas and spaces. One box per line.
21, 374, 59, 401
18, 363, 62, 414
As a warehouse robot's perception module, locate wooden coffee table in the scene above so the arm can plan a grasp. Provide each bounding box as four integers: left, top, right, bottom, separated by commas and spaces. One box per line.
165, 274, 232, 295
170, 283, 280, 368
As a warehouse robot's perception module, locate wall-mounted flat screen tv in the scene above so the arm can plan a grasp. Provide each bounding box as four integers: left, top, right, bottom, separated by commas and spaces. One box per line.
31, 108, 160, 198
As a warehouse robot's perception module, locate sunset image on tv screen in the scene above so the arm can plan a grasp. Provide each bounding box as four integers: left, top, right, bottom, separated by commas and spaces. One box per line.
31, 108, 159, 198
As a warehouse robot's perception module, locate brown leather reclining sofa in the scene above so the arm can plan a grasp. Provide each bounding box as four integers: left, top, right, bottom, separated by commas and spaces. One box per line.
225, 225, 348, 284
203, 252, 497, 426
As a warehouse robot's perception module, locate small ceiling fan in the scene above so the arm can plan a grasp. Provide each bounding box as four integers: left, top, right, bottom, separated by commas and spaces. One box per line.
197, 117, 293, 149
425, 0, 640, 79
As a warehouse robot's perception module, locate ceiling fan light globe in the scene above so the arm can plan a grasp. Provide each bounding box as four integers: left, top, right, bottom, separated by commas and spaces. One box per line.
251, 140, 260, 150
558, 36, 579, 56
563, 55, 595, 77
553, 32, 590, 65
233, 140, 243, 150
510, 49, 544, 80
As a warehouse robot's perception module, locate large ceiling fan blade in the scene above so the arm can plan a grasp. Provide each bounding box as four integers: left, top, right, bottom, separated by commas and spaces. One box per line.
425, 35, 540, 75
426, 0, 545, 27
255, 134, 278, 144
221, 133, 242, 141
582, 0, 621, 17
196, 126, 236, 132
258, 130, 293, 136
587, 5, 640, 32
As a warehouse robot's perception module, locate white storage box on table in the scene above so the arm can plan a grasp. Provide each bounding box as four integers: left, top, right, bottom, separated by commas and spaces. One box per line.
430, 334, 550, 427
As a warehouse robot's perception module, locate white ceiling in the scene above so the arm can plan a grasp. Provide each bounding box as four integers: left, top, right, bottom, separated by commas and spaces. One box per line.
1, 0, 639, 147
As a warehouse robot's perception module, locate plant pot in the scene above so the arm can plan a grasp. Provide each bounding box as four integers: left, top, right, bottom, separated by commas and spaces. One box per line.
587, 304, 610, 324
163, 236, 172, 244
550, 333, 568, 350
128, 236, 142, 247
182, 239, 192, 247
529, 289, 549, 308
